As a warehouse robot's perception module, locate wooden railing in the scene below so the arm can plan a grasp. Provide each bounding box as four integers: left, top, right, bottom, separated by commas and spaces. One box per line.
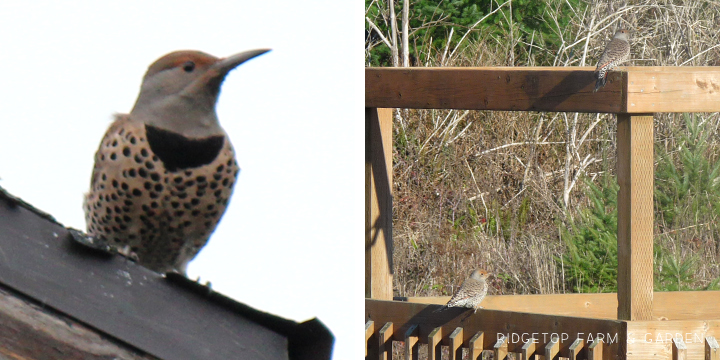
365, 66, 720, 359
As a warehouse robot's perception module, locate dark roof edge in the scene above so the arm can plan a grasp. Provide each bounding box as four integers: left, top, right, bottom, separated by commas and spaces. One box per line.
0, 185, 334, 360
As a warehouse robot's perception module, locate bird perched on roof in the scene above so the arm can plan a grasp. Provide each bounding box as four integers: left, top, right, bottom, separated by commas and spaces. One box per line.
436, 269, 490, 313
594, 29, 631, 92
83, 49, 270, 275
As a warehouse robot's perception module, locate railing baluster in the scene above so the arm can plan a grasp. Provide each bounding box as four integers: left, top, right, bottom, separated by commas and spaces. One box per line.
448, 327, 463, 360
378, 322, 393, 360
404, 324, 419, 360
520, 338, 536, 360
365, 320, 375, 358
469, 331, 485, 360
672, 337, 687, 360
494, 336, 508, 360
706, 336, 719, 360
428, 327, 442, 360
568, 338, 584, 360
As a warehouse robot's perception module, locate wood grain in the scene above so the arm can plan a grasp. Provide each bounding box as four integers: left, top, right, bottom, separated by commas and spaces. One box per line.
617, 114, 655, 321
366, 107, 394, 299
625, 67, 720, 113
366, 67, 623, 113
626, 320, 720, 360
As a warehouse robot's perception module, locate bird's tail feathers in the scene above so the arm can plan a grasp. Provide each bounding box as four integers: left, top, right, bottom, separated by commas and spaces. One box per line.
594, 76, 607, 92
433, 305, 449, 313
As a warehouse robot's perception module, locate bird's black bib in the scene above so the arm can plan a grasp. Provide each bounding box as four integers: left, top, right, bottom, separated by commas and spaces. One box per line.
145, 125, 224, 172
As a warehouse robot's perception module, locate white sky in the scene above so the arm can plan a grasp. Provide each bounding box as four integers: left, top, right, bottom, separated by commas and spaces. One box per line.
0, 1, 362, 358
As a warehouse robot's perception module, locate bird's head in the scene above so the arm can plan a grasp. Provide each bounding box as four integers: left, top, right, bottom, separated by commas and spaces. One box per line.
130, 49, 270, 138
471, 269, 491, 281
614, 29, 631, 41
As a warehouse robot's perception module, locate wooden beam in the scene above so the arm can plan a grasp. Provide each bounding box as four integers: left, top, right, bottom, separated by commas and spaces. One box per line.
365, 107, 393, 299
469, 332, 484, 360
403, 291, 720, 320
448, 327, 463, 360
625, 67, 720, 113
404, 324, 419, 360
616, 114, 654, 321
366, 299, 624, 359
706, 336, 719, 360
365, 67, 720, 113
673, 337, 687, 360
378, 322, 393, 360
366, 67, 622, 113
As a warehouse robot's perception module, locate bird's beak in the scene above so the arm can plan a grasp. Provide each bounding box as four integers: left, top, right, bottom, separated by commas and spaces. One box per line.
183, 49, 271, 97
214, 49, 272, 76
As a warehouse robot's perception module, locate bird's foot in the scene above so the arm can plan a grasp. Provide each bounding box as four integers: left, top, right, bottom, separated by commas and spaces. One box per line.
67, 228, 115, 254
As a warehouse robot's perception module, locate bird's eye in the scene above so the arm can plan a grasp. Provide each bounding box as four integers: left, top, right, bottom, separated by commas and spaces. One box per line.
183, 61, 195, 73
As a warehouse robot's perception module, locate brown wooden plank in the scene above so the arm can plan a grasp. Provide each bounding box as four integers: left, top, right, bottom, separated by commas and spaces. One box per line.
365, 107, 394, 299
494, 336, 509, 360
448, 327, 463, 360
568, 338, 585, 360
366, 299, 624, 360
428, 327, 442, 360
366, 67, 622, 113
365, 320, 375, 358
404, 324, 419, 360
404, 291, 720, 320
378, 322, 393, 360
469, 332, 484, 360
616, 114, 654, 321
626, 321, 720, 360
625, 67, 720, 113
520, 338, 537, 360
706, 336, 719, 360
673, 337, 688, 360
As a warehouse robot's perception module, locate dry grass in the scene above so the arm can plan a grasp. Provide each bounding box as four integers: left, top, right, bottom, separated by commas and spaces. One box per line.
366, 0, 720, 299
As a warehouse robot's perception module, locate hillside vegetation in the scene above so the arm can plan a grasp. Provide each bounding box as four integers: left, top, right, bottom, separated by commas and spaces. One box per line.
365, 0, 720, 299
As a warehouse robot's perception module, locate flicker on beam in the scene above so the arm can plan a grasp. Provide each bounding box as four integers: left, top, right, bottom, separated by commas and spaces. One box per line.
594, 29, 631, 92
83, 49, 270, 275
435, 269, 491, 313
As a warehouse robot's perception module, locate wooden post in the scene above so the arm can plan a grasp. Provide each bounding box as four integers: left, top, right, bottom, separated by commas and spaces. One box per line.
616, 114, 654, 321
366, 107, 394, 299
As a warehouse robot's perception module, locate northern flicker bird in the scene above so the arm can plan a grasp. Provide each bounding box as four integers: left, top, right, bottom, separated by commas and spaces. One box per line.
436, 269, 490, 313
84, 49, 270, 274
594, 29, 631, 92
